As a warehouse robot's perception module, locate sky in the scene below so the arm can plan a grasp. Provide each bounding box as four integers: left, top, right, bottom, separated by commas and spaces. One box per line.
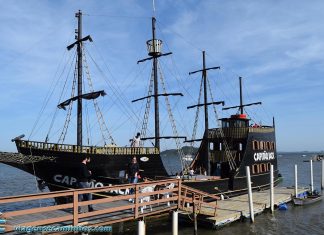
0, 0, 324, 152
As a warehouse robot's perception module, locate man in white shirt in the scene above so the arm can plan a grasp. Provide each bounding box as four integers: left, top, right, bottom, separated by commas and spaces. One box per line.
131, 132, 141, 147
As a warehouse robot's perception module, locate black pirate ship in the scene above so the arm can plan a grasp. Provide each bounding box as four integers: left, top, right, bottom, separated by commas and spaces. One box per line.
1, 11, 279, 197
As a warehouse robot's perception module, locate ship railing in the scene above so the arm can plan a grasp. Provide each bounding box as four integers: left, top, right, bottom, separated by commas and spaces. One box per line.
248, 126, 274, 133
209, 127, 249, 139
17, 140, 159, 155
208, 126, 274, 139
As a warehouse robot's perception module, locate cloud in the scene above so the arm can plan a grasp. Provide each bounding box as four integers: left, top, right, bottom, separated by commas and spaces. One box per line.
1, 0, 324, 151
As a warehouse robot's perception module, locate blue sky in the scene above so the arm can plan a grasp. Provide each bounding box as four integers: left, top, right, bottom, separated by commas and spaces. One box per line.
0, 0, 323, 152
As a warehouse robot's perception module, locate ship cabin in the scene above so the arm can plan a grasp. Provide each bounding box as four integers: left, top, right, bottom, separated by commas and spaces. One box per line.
220, 114, 249, 128
203, 113, 276, 180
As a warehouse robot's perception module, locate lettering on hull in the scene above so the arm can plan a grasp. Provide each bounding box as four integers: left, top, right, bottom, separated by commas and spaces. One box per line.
53, 174, 130, 194
54, 174, 77, 186
253, 151, 275, 162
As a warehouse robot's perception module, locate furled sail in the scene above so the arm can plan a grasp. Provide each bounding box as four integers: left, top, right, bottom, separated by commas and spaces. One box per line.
57, 90, 106, 110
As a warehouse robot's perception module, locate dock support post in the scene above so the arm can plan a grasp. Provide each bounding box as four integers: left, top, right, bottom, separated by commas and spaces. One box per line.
172, 211, 178, 235
310, 159, 314, 193
138, 219, 145, 235
321, 160, 324, 190
270, 164, 274, 213
193, 195, 197, 235
246, 166, 254, 223
193, 204, 197, 235
294, 165, 298, 197
73, 191, 78, 226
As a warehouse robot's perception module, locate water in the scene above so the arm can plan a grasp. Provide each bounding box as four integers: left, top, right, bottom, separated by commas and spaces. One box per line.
1, 153, 323, 234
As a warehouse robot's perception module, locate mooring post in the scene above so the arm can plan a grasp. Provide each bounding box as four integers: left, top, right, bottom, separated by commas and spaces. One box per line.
294, 164, 298, 197
172, 211, 178, 235
321, 160, 324, 190
138, 219, 145, 235
193, 194, 197, 235
270, 164, 274, 213
310, 159, 314, 193
246, 166, 254, 223
73, 191, 79, 226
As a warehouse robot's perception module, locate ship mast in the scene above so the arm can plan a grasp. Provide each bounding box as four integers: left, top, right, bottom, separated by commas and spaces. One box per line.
223, 76, 262, 114
152, 17, 160, 149
65, 10, 93, 146
135, 17, 186, 149
187, 51, 224, 175
76, 10, 83, 146
239, 76, 243, 115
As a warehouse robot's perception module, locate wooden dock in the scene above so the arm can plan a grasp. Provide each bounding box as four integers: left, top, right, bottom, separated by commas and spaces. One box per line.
0, 178, 219, 234
0, 176, 308, 234
179, 186, 308, 228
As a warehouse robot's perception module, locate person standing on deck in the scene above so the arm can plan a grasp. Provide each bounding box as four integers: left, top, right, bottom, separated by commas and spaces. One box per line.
126, 156, 139, 194
78, 156, 94, 213
130, 132, 141, 147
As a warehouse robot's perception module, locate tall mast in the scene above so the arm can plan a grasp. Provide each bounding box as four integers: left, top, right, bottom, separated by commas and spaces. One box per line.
152, 17, 160, 149
223, 76, 262, 114
76, 10, 83, 146
135, 17, 184, 149
188, 51, 223, 175
202, 51, 208, 134
65, 11, 93, 146
239, 76, 243, 115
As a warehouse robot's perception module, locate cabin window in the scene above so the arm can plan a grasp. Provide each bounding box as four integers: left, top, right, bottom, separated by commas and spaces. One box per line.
252, 141, 259, 150
222, 121, 229, 128
210, 142, 214, 151
266, 141, 271, 150
261, 163, 267, 172
267, 162, 271, 171
252, 164, 259, 174
259, 141, 264, 150
239, 143, 243, 151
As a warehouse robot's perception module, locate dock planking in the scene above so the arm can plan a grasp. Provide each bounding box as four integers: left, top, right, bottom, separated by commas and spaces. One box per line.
179, 186, 308, 228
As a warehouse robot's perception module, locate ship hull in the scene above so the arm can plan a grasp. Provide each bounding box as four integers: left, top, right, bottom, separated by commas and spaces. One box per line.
12, 140, 168, 191
9, 123, 280, 199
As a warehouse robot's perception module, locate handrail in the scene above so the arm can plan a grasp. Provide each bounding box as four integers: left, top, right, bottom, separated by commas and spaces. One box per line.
0, 179, 218, 232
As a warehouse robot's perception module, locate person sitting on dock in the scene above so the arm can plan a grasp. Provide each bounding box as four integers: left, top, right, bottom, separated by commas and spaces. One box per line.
126, 156, 139, 195
130, 132, 141, 147
77, 156, 94, 213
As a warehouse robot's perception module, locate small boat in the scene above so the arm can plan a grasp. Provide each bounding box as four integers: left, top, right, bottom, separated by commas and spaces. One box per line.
303, 154, 324, 162
293, 193, 322, 206
312, 154, 324, 161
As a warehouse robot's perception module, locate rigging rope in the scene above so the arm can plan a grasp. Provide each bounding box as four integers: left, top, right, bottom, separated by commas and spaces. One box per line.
140, 66, 154, 146
190, 76, 204, 153
30, 50, 75, 141
58, 56, 77, 144
86, 44, 157, 141
82, 48, 116, 145
207, 77, 237, 170
45, 51, 77, 142
158, 61, 186, 171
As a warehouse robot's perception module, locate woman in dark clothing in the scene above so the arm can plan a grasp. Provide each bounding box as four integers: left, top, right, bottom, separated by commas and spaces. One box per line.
127, 157, 139, 194
127, 157, 139, 183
